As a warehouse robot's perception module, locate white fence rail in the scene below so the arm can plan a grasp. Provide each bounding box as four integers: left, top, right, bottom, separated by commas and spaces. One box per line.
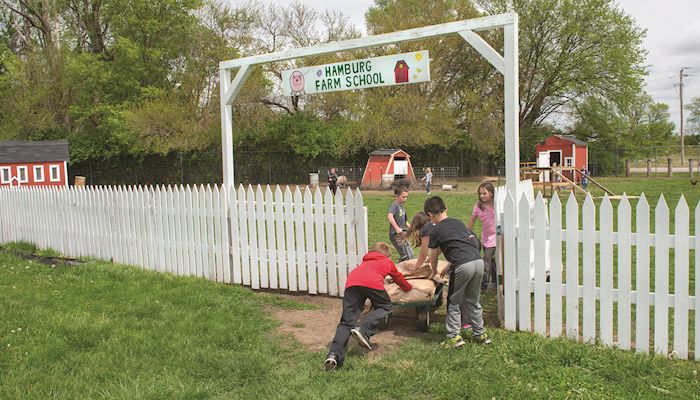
0, 185, 368, 297
501, 189, 699, 360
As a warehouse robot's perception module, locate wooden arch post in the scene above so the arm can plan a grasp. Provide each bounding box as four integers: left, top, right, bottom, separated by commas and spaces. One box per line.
219, 13, 520, 197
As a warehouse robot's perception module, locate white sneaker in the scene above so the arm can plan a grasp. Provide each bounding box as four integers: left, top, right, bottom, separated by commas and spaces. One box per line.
350, 328, 372, 350
323, 356, 338, 371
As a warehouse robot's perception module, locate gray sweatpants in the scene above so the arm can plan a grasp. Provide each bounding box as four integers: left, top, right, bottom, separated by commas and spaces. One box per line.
481, 247, 497, 288
389, 233, 413, 262
446, 259, 485, 337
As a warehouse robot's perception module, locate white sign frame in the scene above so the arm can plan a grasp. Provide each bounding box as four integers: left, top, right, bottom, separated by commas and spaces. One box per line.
281, 50, 431, 96
219, 13, 519, 197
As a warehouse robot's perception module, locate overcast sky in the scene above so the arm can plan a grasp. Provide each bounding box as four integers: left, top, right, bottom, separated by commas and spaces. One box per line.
247, 0, 700, 132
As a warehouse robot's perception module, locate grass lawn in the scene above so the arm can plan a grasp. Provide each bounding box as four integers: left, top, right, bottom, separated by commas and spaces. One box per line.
2, 176, 700, 399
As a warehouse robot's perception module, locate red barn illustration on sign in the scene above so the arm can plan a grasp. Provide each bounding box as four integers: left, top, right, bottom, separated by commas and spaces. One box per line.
394, 60, 409, 83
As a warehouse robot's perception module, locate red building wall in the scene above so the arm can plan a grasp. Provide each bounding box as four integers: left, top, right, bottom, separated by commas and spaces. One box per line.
535, 137, 573, 160
575, 146, 588, 170
535, 136, 587, 182
361, 156, 390, 188
0, 161, 67, 187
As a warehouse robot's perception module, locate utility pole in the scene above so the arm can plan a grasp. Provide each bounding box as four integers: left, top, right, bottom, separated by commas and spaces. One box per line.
679, 67, 692, 165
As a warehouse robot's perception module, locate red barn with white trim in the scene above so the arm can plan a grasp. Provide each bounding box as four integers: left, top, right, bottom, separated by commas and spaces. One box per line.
0, 140, 70, 188
535, 135, 588, 182
361, 148, 416, 189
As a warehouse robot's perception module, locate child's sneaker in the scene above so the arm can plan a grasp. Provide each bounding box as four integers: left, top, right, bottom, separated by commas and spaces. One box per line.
440, 335, 466, 349
350, 327, 372, 350
323, 353, 338, 371
472, 332, 492, 345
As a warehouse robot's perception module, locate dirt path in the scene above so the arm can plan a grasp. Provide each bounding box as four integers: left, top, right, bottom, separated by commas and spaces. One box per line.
269, 288, 501, 358
269, 294, 437, 355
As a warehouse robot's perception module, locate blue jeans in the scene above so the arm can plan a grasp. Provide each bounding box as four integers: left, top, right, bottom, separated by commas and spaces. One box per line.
425, 182, 431, 193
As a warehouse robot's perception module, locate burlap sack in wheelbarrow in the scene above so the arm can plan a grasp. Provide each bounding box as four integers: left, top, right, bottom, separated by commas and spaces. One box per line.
385, 278, 439, 303
381, 259, 450, 303
395, 259, 451, 280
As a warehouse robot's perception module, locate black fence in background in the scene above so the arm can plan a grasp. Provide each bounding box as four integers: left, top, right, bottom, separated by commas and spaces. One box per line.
315, 166, 461, 185
67, 147, 500, 186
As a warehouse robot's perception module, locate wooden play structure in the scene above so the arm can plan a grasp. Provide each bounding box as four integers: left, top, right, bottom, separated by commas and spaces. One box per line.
520, 163, 616, 197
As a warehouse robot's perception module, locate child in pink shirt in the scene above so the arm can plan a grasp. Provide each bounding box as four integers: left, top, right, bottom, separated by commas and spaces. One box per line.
467, 182, 496, 290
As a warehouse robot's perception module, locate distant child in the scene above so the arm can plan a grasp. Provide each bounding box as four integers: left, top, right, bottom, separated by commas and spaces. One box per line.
388, 187, 413, 262
328, 168, 338, 195
420, 167, 433, 194
467, 182, 497, 291
323, 242, 412, 371
406, 211, 436, 269
552, 162, 561, 183
425, 196, 491, 348
580, 168, 589, 191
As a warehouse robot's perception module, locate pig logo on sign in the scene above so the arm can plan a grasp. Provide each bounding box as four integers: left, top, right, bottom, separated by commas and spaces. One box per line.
289, 71, 305, 95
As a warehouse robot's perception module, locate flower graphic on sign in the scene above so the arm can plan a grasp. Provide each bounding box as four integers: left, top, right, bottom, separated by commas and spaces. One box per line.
289, 71, 305, 95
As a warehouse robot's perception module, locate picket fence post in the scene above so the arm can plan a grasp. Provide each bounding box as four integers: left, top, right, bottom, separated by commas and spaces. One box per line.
324, 188, 338, 296
635, 194, 651, 354
282, 186, 296, 291
503, 191, 516, 331
273, 185, 286, 290
599, 194, 613, 347
533, 193, 547, 335
654, 195, 670, 355
548, 192, 563, 338
293, 187, 307, 291
673, 195, 689, 359
565, 193, 579, 340
617, 194, 632, 350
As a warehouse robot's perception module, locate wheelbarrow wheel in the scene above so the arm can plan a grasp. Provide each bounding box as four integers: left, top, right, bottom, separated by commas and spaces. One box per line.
415, 307, 430, 332
381, 314, 390, 329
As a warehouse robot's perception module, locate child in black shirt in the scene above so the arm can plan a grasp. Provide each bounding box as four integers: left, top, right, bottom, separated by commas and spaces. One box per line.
424, 196, 491, 348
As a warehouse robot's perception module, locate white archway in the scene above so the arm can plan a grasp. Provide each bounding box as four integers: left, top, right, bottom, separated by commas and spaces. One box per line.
219, 12, 519, 196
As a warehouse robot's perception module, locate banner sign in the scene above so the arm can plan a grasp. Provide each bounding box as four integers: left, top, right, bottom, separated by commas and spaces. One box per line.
281, 50, 430, 96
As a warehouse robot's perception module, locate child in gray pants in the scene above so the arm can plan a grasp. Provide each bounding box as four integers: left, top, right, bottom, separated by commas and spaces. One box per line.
425, 196, 491, 348
387, 187, 413, 262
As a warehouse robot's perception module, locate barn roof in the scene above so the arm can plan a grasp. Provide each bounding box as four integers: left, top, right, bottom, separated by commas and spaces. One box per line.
368, 148, 405, 156
0, 140, 70, 163
554, 135, 587, 146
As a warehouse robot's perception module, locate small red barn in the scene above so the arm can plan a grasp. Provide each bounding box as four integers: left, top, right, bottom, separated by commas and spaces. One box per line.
535, 135, 588, 182
361, 149, 416, 189
0, 140, 70, 188
394, 60, 409, 83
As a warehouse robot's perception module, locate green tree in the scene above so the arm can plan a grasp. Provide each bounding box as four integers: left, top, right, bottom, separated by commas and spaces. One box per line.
572, 94, 675, 174
687, 96, 700, 136
364, 0, 503, 160
475, 0, 647, 130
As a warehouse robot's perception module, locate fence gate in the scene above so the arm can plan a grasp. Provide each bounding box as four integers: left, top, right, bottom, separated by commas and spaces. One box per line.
497, 182, 699, 361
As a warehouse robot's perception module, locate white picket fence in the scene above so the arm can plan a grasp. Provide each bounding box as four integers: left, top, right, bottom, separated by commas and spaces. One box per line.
500, 189, 699, 360
0, 184, 368, 296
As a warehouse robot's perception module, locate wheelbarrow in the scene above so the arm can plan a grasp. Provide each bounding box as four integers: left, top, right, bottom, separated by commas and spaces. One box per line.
385, 282, 444, 332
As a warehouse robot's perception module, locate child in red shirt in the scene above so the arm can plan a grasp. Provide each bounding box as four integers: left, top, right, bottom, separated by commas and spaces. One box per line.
323, 242, 412, 371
